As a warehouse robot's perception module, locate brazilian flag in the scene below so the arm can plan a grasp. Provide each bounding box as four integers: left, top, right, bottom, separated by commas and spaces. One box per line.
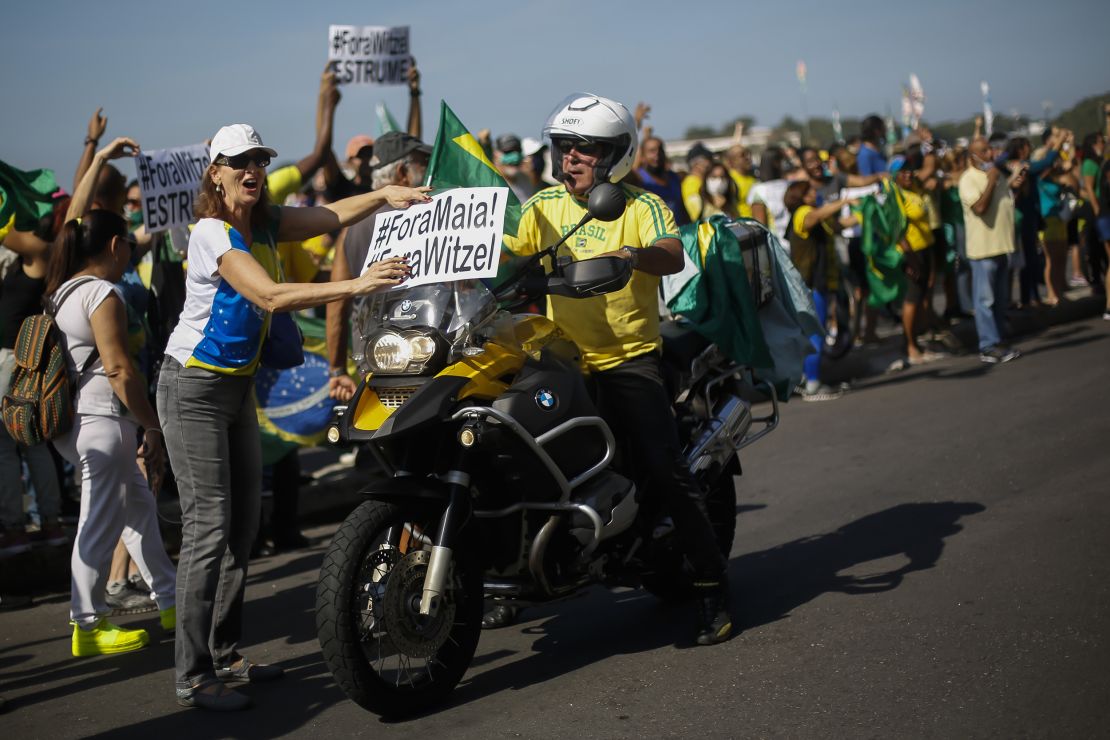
670, 216, 773, 372
255, 313, 337, 465
859, 180, 907, 307
424, 101, 521, 236
0, 160, 59, 237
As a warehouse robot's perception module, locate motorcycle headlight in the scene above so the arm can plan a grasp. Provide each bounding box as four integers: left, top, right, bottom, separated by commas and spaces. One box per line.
367, 331, 440, 374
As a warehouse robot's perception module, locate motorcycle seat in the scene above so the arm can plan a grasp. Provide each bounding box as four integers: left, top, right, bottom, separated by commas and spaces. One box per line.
660, 320, 711, 372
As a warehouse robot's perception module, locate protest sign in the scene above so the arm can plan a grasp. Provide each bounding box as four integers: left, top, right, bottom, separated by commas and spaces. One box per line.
135, 143, 209, 231
328, 25, 412, 86
361, 187, 507, 288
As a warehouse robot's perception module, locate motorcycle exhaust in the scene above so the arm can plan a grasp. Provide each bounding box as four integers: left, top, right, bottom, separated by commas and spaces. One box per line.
686, 395, 752, 474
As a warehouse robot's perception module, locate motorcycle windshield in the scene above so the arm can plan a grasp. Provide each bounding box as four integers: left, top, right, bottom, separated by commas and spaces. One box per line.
356, 279, 496, 343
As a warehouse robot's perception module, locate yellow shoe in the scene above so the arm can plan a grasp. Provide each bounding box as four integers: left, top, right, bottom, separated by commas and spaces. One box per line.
160, 606, 176, 632
71, 619, 149, 657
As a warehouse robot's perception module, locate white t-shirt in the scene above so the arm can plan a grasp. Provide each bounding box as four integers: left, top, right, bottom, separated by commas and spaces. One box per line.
747, 180, 790, 240
163, 217, 281, 375
50, 277, 127, 418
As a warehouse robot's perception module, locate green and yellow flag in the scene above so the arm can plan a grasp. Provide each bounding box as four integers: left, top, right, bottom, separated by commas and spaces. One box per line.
859, 180, 907, 307
0, 160, 59, 235
424, 101, 521, 236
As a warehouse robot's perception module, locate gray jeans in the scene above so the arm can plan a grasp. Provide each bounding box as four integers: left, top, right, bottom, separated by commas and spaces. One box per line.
156, 357, 261, 691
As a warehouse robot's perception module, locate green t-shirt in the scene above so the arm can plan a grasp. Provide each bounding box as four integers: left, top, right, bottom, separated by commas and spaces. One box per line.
1082, 158, 1101, 200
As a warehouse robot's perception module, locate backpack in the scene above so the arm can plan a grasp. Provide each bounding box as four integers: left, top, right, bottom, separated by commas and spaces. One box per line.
1, 276, 99, 445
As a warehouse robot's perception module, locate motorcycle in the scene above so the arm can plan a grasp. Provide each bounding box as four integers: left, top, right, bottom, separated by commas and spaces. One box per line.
315, 183, 779, 717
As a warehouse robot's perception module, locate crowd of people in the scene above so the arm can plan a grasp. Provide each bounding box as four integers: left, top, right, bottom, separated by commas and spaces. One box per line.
1, 63, 1108, 713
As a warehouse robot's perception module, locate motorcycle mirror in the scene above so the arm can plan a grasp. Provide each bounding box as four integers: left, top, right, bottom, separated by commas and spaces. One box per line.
547, 255, 632, 299
587, 183, 626, 222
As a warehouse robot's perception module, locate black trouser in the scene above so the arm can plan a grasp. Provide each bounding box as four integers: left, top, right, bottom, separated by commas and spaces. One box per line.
591, 353, 726, 583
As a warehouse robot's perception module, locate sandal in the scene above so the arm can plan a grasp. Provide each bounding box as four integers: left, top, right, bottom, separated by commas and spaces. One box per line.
176, 679, 250, 711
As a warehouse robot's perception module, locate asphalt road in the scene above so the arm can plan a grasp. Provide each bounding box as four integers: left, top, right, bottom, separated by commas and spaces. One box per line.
2, 315, 1108, 739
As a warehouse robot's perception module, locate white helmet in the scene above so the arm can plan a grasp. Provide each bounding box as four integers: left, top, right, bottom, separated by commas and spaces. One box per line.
543, 93, 638, 185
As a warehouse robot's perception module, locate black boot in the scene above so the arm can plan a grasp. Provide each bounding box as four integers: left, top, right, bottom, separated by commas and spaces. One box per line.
694, 582, 733, 646
481, 604, 519, 630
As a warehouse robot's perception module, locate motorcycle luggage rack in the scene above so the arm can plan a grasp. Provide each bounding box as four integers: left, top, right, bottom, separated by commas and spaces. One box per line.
702, 367, 779, 451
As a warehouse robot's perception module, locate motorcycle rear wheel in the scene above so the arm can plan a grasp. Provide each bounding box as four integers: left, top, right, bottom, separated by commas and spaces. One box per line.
640, 458, 739, 602
316, 499, 482, 717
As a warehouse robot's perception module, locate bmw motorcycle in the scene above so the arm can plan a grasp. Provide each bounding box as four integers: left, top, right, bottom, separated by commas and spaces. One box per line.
315, 183, 779, 717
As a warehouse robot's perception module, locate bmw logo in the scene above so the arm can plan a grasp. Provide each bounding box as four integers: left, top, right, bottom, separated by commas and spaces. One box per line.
400, 299, 413, 313
534, 388, 557, 410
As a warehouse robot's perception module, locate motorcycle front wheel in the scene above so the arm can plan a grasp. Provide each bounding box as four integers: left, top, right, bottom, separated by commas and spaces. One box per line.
316, 499, 483, 717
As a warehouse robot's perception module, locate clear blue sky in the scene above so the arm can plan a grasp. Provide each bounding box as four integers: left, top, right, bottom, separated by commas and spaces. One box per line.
3, 0, 1107, 183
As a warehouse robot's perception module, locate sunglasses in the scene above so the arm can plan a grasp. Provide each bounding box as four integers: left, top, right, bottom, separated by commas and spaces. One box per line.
553, 138, 606, 159
215, 152, 271, 170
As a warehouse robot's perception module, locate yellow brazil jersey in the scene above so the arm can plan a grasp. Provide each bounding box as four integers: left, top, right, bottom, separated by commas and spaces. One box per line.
681, 174, 703, 221
729, 170, 756, 218
503, 184, 678, 372
896, 187, 935, 252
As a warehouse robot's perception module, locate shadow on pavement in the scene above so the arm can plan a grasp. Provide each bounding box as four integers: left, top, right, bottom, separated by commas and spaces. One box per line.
736, 501, 985, 628
435, 501, 985, 716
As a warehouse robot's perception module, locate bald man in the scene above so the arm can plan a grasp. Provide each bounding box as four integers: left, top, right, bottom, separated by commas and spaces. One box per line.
957, 137, 1022, 364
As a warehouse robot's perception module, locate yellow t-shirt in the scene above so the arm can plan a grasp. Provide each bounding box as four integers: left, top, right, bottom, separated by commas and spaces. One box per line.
503, 184, 678, 372
729, 170, 756, 218
266, 166, 303, 206
896, 188, 935, 252
957, 167, 1016, 260
682, 174, 703, 221
790, 206, 839, 290
277, 240, 319, 284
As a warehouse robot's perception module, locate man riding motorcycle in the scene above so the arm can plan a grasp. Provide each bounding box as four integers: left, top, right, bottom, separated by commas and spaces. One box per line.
499, 93, 733, 645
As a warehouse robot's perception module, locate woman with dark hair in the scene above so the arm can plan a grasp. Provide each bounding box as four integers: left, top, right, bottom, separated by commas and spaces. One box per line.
782, 179, 856, 400
698, 162, 741, 219
748, 146, 791, 240
1005, 136, 1041, 307
156, 123, 429, 711
49, 207, 179, 658
1037, 130, 1079, 305
857, 115, 888, 176
40, 135, 178, 660
0, 193, 70, 556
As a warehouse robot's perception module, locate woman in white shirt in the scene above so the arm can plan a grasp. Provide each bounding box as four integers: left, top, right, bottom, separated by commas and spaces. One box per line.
47, 206, 176, 659
156, 124, 428, 711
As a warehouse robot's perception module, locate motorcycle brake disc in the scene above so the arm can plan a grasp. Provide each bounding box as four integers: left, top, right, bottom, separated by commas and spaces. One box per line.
381, 549, 457, 659
355, 547, 402, 639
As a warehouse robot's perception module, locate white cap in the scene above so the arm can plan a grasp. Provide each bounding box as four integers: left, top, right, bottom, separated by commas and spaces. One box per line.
209, 124, 278, 162
521, 136, 544, 157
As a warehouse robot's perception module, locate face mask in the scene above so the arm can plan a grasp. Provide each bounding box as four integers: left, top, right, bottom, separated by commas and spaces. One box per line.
706, 177, 729, 197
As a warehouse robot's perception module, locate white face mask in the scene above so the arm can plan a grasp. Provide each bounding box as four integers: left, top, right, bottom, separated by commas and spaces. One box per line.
706, 177, 729, 197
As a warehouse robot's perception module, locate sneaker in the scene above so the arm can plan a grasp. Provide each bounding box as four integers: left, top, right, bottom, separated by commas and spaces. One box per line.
801, 384, 844, 402
105, 581, 157, 615
177, 680, 251, 711
0, 530, 31, 558
694, 582, 734, 646
1102, 311, 1110, 321
979, 346, 1021, 364
215, 656, 285, 683
160, 605, 176, 633
71, 619, 149, 657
